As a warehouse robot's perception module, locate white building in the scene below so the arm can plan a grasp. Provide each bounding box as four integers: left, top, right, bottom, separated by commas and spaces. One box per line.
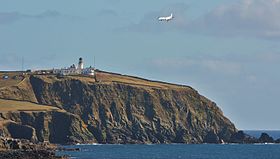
82, 67, 95, 76
53, 58, 95, 76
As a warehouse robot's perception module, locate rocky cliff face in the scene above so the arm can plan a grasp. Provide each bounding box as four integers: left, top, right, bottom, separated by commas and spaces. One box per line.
0, 72, 237, 144
0, 111, 94, 144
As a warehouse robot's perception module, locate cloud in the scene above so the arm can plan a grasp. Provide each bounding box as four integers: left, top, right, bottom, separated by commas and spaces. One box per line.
195, 0, 280, 39
121, 0, 280, 39
0, 10, 61, 25
256, 52, 280, 62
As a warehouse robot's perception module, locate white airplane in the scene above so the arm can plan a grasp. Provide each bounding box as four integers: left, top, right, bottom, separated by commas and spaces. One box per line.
158, 13, 174, 22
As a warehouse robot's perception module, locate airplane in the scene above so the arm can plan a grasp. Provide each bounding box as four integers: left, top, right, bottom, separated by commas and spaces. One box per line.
158, 13, 174, 22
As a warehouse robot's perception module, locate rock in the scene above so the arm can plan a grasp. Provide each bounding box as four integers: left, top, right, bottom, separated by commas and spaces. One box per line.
5, 122, 37, 142
203, 131, 221, 144
0, 137, 36, 150
1, 112, 95, 144
275, 138, 280, 143
230, 131, 258, 143
258, 133, 274, 143
0, 137, 67, 158
0, 72, 238, 144
0, 150, 68, 159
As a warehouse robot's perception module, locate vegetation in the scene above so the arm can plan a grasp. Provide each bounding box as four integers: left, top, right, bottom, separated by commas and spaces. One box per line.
0, 72, 24, 88
95, 71, 190, 90
0, 99, 62, 112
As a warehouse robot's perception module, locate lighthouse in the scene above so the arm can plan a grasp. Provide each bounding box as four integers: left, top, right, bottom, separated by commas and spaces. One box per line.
53, 57, 94, 76
78, 57, 84, 70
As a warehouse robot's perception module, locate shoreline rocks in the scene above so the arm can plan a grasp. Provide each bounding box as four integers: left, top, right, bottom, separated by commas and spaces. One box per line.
0, 137, 68, 159
0, 131, 279, 159
202, 130, 280, 144
229, 131, 279, 144
0, 150, 68, 159
258, 133, 274, 143
203, 131, 224, 144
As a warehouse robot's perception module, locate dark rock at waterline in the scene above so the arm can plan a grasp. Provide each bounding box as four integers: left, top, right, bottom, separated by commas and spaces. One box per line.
203, 131, 222, 144
0, 150, 68, 159
258, 133, 274, 143
1, 138, 60, 151
0, 137, 67, 159
275, 138, 280, 143
230, 131, 258, 144
229, 131, 280, 144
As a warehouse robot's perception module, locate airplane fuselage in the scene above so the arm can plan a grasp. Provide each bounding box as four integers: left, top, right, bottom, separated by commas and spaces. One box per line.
158, 13, 173, 21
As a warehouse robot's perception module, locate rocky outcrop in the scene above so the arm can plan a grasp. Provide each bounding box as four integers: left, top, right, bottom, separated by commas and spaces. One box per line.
0, 137, 36, 150
275, 138, 280, 143
28, 74, 237, 143
5, 122, 37, 142
229, 131, 279, 144
0, 111, 94, 144
0, 150, 67, 159
258, 133, 274, 143
0, 137, 67, 159
203, 131, 223, 144
229, 131, 258, 143
0, 73, 238, 144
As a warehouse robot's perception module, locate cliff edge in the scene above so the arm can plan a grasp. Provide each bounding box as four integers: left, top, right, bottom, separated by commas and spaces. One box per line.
0, 71, 237, 144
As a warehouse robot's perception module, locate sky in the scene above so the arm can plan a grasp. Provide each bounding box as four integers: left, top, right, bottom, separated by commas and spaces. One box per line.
0, 0, 280, 130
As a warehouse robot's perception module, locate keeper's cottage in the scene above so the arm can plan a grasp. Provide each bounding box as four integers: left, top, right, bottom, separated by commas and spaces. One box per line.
53, 57, 94, 76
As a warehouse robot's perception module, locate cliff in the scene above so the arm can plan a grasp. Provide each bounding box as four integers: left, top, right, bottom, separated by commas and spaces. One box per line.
0, 71, 237, 144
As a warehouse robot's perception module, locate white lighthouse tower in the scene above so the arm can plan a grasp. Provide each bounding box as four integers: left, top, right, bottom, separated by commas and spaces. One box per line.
78, 57, 84, 70
53, 57, 95, 76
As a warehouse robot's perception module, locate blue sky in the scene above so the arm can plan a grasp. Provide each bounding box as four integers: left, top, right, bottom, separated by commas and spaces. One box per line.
1, 0, 280, 130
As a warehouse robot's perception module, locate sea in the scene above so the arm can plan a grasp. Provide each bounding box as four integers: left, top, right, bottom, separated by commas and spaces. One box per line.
56, 131, 280, 159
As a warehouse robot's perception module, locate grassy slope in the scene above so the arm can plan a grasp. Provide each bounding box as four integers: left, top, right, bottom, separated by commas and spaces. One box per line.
30, 70, 192, 90
95, 71, 191, 90
0, 99, 62, 112
0, 72, 23, 88
0, 68, 192, 89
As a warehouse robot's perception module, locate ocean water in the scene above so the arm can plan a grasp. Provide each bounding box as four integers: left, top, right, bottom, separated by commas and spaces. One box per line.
57, 144, 280, 159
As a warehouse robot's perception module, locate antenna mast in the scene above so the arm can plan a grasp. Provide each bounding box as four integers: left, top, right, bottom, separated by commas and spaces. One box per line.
21, 57, 24, 72
94, 56, 96, 69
